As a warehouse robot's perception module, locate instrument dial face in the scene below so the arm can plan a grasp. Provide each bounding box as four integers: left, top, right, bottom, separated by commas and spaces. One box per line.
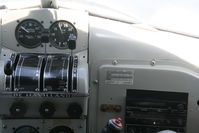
49, 20, 77, 49
15, 19, 44, 48
14, 126, 39, 133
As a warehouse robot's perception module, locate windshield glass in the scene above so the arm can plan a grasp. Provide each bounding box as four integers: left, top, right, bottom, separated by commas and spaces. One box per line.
101, 0, 199, 37
1, 0, 199, 37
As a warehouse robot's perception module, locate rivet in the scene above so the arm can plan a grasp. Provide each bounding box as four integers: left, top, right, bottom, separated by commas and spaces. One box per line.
93, 80, 98, 84
150, 59, 156, 66
112, 60, 118, 65
2, 124, 7, 128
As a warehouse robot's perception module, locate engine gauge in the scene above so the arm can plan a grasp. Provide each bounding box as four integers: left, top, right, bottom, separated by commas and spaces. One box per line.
14, 126, 39, 133
15, 19, 44, 48
49, 20, 77, 49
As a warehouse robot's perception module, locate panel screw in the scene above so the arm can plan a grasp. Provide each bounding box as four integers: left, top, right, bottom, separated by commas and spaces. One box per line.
112, 60, 118, 65
93, 80, 98, 84
14, 88, 19, 91
2, 124, 7, 128
150, 59, 156, 66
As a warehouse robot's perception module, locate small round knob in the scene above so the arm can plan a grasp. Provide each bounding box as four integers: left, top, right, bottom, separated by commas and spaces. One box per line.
39, 101, 55, 117
67, 103, 82, 118
10, 102, 27, 117
100, 104, 108, 112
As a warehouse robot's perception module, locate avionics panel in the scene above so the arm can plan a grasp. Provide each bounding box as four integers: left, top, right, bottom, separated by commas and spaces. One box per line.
125, 89, 188, 133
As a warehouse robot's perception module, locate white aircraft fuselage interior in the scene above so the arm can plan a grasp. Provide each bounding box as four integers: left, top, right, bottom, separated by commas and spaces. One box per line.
0, 2, 199, 133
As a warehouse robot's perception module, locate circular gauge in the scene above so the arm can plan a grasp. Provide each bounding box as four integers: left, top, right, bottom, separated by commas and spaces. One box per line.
49, 20, 77, 49
50, 126, 74, 133
14, 126, 39, 133
15, 19, 44, 48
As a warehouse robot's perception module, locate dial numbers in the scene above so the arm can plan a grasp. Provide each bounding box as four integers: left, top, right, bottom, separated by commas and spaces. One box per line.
15, 19, 77, 50
49, 20, 77, 49
15, 19, 44, 48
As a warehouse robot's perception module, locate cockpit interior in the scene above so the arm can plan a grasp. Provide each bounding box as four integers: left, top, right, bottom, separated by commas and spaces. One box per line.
0, 0, 199, 133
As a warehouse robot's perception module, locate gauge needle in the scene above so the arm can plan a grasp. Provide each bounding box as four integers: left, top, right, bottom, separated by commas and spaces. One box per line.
58, 24, 65, 42
21, 26, 29, 33
58, 24, 63, 34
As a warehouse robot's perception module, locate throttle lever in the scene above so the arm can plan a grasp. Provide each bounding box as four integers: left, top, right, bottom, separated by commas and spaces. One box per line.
4, 60, 13, 75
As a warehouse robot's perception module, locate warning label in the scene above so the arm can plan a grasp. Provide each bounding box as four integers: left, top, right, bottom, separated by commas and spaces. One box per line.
105, 70, 134, 85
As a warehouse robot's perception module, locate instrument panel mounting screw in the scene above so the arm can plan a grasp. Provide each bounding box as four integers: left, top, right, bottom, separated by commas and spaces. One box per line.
93, 80, 98, 84
150, 59, 156, 66
2, 124, 7, 128
14, 88, 19, 91
112, 60, 118, 65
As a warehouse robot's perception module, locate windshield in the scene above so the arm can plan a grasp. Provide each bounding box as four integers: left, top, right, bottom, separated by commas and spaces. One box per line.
1, 0, 199, 37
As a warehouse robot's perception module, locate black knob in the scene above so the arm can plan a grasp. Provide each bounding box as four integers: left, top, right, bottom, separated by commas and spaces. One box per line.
39, 101, 55, 117
67, 103, 82, 118
41, 29, 49, 43
10, 102, 27, 117
4, 60, 13, 75
68, 40, 76, 50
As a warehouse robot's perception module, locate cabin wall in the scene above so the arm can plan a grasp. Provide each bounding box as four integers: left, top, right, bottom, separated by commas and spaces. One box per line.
88, 16, 199, 133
